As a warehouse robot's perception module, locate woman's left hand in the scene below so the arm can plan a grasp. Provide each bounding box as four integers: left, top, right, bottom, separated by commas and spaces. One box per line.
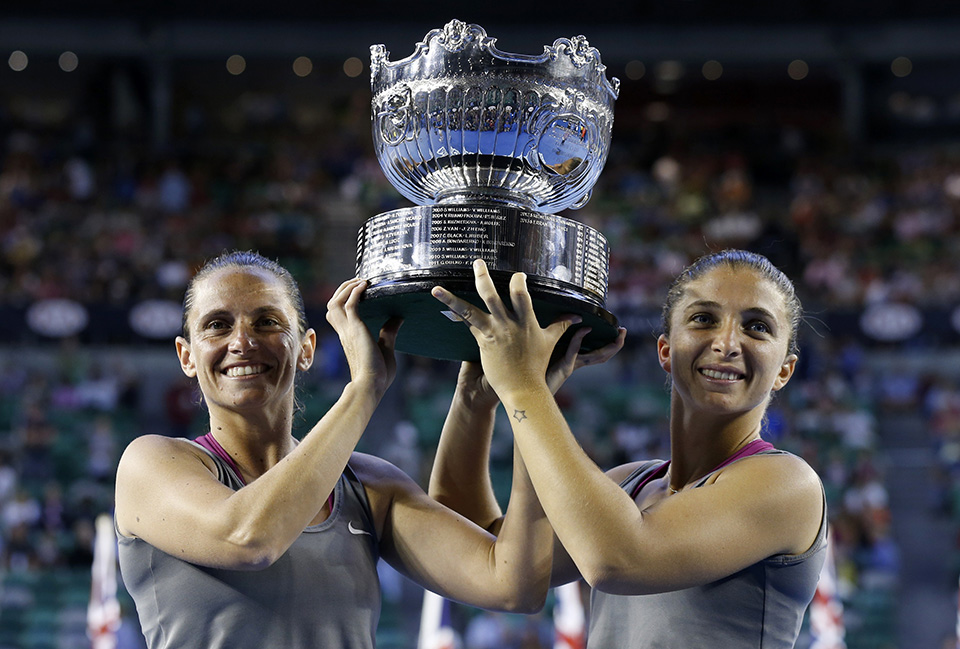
546, 325, 627, 395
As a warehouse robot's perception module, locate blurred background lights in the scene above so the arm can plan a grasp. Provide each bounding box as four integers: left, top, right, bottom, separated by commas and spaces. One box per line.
129, 300, 183, 340
226, 54, 246, 75
888, 91, 912, 115
910, 95, 938, 121
59, 51, 78, 72
343, 56, 363, 78
646, 101, 671, 122
625, 60, 646, 80
653, 60, 684, 94
26, 299, 88, 338
891, 56, 913, 77
655, 60, 685, 82
702, 60, 723, 81
788, 59, 809, 80
8, 50, 28, 71
944, 173, 960, 199
293, 56, 313, 77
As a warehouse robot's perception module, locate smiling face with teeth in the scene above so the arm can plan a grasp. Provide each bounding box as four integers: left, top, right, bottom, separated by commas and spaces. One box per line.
657, 265, 797, 420
176, 266, 316, 420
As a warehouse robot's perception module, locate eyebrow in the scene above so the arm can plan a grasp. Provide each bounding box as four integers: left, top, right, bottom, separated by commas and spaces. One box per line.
684, 300, 779, 322
195, 306, 285, 324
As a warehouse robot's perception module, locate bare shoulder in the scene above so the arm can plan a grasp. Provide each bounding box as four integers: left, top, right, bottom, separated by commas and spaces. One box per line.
717, 451, 823, 554
115, 435, 220, 538
118, 434, 215, 477
736, 451, 820, 491
115, 435, 220, 511
122, 433, 194, 455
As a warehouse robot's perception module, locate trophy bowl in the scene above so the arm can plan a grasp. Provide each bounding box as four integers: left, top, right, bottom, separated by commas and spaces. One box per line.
357, 19, 620, 361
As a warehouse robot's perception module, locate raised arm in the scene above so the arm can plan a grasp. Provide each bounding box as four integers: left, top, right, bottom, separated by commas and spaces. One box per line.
115, 278, 400, 570
428, 361, 503, 530
428, 329, 624, 587
431, 261, 824, 596
357, 447, 554, 613
429, 329, 619, 517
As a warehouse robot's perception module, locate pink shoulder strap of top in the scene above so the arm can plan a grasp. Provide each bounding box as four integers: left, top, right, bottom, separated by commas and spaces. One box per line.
629, 438, 775, 498
194, 432, 246, 486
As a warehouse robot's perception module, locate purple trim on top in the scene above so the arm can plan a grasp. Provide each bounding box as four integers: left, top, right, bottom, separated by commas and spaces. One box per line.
712, 438, 774, 472
195, 432, 246, 486
630, 438, 775, 499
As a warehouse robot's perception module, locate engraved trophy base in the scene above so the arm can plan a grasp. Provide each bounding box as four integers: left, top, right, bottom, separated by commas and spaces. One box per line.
355, 204, 619, 362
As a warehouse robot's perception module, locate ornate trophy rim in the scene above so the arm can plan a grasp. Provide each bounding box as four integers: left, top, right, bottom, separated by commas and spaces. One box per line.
369, 19, 620, 214
370, 19, 621, 102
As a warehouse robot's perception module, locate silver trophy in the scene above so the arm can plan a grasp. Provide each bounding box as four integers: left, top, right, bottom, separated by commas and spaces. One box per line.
356, 20, 620, 361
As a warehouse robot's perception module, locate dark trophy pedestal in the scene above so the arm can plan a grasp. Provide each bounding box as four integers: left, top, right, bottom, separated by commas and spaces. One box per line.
359, 280, 618, 362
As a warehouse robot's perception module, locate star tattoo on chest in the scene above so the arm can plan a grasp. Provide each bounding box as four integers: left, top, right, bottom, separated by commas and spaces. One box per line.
512, 409, 527, 423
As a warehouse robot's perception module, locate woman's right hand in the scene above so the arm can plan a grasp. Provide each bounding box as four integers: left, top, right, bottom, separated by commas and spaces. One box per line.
431, 260, 574, 399
432, 260, 626, 400
325, 277, 401, 397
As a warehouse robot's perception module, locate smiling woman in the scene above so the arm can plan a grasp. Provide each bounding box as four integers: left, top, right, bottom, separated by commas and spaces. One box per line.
428, 250, 827, 649
656, 257, 799, 426
175, 260, 312, 418
113, 250, 558, 649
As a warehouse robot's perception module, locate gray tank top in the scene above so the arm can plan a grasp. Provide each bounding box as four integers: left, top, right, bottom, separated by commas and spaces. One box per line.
118, 441, 381, 649
588, 450, 827, 649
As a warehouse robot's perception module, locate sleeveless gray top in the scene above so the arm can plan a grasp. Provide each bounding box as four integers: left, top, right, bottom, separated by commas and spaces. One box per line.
588, 450, 827, 649
118, 441, 381, 649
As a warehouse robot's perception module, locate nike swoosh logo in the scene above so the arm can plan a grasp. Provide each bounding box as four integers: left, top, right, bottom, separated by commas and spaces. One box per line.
348, 521, 371, 536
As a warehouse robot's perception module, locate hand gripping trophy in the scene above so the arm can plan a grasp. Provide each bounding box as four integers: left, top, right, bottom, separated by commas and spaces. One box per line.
356, 19, 620, 361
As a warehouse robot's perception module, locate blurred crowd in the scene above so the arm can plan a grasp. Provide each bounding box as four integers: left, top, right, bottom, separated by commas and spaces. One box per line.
3, 77, 958, 646
2, 90, 960, 320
